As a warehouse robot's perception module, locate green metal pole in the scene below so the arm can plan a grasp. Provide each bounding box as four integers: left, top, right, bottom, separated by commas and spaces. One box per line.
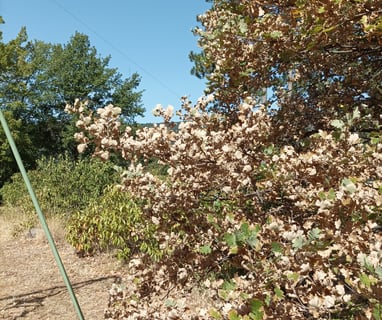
0, 110, 84, 320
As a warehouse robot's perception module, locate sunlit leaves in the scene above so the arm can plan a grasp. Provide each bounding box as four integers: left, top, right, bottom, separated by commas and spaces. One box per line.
307, 227, 321, 241
359, 273, 378, 289
66, 1, 382, 318
191, 0, 382, 150
67, 92, 382, 318
249, 299, 264, 320
376, 266, 382, 280
267, 31, 283, 39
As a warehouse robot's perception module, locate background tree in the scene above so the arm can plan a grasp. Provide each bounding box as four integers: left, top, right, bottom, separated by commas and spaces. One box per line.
0, 20, 36, 187
0, 24, 144, 185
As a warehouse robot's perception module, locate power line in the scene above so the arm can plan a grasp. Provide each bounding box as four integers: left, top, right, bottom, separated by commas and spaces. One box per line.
51, 0, 182, 99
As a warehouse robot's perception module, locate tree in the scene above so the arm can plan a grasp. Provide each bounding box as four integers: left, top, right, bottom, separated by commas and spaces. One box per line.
0, 25, 144, 185
66, 2, 382, 318
0, 19, 36, 187
191, 0, 382, 142
0, 111, 34, 189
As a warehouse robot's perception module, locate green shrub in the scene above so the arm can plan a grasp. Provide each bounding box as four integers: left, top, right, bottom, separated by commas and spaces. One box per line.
0, 154, 119, 216
65, 185, 161, 261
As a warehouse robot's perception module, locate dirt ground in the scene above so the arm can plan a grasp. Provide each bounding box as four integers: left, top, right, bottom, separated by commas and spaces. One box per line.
0, 209, 125, 320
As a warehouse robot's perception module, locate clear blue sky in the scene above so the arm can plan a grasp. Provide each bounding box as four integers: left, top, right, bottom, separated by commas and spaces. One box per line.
0, 0, 211, 123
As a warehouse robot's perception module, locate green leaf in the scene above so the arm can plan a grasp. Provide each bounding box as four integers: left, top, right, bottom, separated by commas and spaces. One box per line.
222, 280, 236, 291
287, 272, 299, 282
240, 67, 256, 77
274, 286, 284, 299
227, 310, 240, 320
164, 299, 177, 307
264, 294, 272, 307
218, 289, 229, 300
269, 31, 283, 39
352, 107, 361, 120
249, 299, 264, 320
199, 245, 212, 255
247, 235, 259, 249
342, 178, 357, 194
311, 25, 323, 35
375, 266, 382, 280
263, 144, 274, 155
224, 233, 237, 247
328, 188, 336, 200
249, 299, 263, 311
292, 236, 306, 250
331, 119, 345, 129
238, 19, 248, 34
271, 242, 283, 254
373, 303, 382, 320
318, 191, 326, 200
209, 309, 223, 320
239, 222, 250, 237
360, 15, 369, 28
308, 228, 321, 241
229, 246, 239, 254
360, 273, 370, 287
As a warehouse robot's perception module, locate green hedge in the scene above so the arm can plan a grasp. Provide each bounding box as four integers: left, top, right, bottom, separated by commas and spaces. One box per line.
0, 154, 119, 216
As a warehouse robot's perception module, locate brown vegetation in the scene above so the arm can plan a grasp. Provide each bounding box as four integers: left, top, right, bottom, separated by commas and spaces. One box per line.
64, 1, 382, 318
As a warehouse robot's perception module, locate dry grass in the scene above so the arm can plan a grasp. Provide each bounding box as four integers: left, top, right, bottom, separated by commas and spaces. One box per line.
0, 206, 27, 241
0, 206, 125, 320
0, 207, 222, 319
0, 206, 69, 244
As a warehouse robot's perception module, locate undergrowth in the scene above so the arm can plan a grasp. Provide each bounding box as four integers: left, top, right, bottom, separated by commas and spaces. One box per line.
66, 185, 162, 261
0, 154, 118, 217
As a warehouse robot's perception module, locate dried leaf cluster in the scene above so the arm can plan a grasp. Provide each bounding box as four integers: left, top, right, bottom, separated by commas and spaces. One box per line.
65, 0, 382, 318
66, 93, 381, 318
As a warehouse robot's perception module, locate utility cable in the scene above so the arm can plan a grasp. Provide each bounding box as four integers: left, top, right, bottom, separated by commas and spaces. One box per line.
52, 0, 182, 99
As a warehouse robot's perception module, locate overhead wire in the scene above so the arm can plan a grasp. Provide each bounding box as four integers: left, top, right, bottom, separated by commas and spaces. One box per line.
51, 0, 182, 99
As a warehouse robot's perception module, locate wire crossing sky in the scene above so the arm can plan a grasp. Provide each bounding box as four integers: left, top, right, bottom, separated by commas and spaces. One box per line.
1, 0, 211, 123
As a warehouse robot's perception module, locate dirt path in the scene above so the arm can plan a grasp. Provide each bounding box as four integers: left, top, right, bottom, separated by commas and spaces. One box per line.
0, 212, 124, 320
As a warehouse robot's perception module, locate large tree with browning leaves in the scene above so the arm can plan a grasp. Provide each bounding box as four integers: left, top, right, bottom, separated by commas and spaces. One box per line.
65, 2, 382, 318
190, 0, 382, 143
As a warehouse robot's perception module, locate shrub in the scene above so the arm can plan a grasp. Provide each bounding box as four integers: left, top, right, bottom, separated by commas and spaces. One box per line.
65, 185, 161, 261
68, 99, 382, 319
0, 154, 119, 216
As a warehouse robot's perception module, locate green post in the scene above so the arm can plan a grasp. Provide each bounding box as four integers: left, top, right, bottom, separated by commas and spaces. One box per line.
0, 110, 84, 320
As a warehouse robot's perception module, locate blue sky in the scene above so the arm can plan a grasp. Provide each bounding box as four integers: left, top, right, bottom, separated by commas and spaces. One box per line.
0, 0, 211, 123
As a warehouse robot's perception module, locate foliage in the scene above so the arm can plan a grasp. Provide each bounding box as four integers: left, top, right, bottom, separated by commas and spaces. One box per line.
0, 110, 35, 188
190, 0, 382, 140
0, 25, 36, 187
66, 185, 161, 261
65, 1, 382, 318
0, 22, 144, 185
70, 95, 382, 319
0, 154, 118, 216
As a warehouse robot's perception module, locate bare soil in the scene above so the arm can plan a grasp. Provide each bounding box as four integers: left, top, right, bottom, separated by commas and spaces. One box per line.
0, 209, 125, 320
